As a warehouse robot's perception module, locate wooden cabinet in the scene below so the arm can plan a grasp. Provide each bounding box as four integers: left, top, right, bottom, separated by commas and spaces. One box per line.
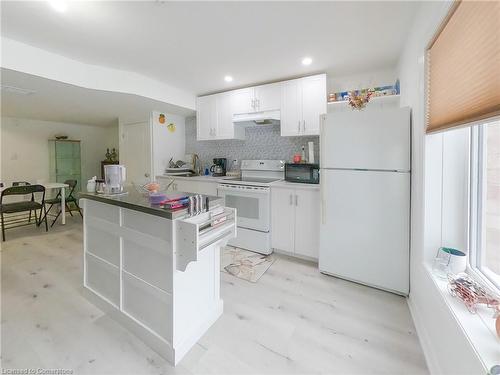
281, 74, 326, 136
271, 185, 320, 260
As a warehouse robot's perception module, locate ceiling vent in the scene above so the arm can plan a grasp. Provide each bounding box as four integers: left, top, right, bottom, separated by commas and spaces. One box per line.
0, 85, 36, 96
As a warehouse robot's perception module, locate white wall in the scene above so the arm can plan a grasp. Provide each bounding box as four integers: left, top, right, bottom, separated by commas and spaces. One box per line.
1, 37, 196, 111
151, 110, 186, 177
118, 111, 186, 182
397, 1, 486, 373
328, 67, 397, 93
1, 117, 118, 187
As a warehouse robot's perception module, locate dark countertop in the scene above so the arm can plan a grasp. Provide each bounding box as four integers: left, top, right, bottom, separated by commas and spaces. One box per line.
78, 190, 223, 220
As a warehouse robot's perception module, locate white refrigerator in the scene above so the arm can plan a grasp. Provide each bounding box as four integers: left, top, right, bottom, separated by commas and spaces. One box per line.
319, 107, 411, 295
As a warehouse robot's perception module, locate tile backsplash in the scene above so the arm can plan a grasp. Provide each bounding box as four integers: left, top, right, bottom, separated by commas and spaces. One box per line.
184, 117, 320, 170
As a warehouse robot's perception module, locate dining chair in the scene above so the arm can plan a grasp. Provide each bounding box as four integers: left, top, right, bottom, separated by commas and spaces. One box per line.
11, 181, 34, 223
43, 180, 82, 227
0, 184, 48, 241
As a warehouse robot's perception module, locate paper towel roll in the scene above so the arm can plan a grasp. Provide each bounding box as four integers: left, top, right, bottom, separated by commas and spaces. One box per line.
308, 141, 315, 164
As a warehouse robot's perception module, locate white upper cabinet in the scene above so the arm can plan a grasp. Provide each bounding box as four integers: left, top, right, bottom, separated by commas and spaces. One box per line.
281, 74, 327, 136
216, 92, 236, 139
196, 95, 217, 140
197, 93, 244, 141
254, 82, 281, 112
280, 79, 302, 136
232, 83, 281, 115
301, 75, 326, 135
231, 88, 255, 115
196, 74, 326, 140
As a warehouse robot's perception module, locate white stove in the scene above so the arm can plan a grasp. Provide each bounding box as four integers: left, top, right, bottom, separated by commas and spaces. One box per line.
217, 160, 284, 254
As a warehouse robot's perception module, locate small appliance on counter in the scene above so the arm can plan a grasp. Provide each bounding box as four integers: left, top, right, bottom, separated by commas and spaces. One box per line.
285, 163, 320, 184
210, 158, 227, 177
103, 164, 126, 194
226, 159, 241, 178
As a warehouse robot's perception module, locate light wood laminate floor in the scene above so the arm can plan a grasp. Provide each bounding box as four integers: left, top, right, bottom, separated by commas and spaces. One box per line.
1, 219, 428, 374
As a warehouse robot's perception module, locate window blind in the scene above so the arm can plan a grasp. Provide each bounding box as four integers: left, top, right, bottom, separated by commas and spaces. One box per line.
426, 0, 500, 133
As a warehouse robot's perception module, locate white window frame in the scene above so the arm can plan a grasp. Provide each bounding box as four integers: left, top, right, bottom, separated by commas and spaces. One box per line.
468, 122, 500, 292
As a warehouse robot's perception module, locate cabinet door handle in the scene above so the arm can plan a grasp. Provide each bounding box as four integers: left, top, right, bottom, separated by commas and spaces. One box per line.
303, 120, 306, 132
289, 194, 293, 205
298, 121, 301, 133
295, 194, 298, 206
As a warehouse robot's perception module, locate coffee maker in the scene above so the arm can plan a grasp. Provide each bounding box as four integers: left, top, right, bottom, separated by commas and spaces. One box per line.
210, 158, 227, 177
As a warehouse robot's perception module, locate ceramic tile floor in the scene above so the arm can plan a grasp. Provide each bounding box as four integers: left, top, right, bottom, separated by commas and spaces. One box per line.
1, 219, 428, 375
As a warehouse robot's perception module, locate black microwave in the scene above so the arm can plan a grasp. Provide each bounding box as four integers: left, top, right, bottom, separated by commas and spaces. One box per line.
284, 163, 320, 184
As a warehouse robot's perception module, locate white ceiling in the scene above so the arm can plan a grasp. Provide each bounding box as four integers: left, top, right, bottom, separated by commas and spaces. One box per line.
1, 1, 419, 96
1, 68, 195, 126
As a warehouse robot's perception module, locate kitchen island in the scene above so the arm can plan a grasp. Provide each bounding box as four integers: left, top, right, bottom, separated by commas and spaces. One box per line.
79, 191, 236, 365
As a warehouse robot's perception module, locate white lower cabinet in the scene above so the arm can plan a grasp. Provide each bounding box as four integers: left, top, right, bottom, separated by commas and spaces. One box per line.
271, 186, 319, 260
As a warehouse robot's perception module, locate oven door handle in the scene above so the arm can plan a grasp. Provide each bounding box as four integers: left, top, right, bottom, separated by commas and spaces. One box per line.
217, 184, 270, 193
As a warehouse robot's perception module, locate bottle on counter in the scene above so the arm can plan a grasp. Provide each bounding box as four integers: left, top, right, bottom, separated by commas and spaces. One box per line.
301, 145, 307, 163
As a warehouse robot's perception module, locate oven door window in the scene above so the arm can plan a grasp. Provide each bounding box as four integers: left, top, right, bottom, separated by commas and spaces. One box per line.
225, 194, 259, 219
220, 188, 270, 232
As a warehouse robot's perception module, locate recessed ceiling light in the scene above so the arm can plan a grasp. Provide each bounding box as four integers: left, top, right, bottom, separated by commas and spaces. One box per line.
302, 57, 313, 66
224, 75, 233, 83
48, 0, 68, 13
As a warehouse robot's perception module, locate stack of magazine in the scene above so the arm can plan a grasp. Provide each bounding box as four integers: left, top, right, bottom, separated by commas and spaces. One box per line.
162, 193, 190, 209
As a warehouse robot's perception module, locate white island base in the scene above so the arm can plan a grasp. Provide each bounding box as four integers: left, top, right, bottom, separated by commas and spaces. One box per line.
80, 197, 236, 365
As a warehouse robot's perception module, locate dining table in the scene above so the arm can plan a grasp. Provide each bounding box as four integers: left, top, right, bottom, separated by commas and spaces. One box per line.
1, 182, 70, 225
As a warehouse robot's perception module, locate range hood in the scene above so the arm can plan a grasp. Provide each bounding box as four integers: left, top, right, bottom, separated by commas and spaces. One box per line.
232, 110, 280, 126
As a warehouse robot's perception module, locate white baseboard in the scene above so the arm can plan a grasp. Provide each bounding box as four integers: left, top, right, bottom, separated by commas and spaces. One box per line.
407, 295, 442, 375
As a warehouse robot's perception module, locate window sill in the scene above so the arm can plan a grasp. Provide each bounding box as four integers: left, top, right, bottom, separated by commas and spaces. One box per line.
423, 263, 499, 371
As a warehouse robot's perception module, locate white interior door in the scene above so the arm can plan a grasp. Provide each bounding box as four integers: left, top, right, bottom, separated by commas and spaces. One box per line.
319, 169, 410, 294
121, 122, 152, 186
321, 107, 410, 171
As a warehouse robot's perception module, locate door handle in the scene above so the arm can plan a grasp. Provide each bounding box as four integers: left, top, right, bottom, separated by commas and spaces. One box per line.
295, 195, 298, 206
303, 120, 306, 132
289, 194, 293, 205
298, 121, 301, 133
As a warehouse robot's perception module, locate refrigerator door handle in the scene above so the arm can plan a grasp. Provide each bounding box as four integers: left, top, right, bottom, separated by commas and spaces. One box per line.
321, 187, 326, 224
